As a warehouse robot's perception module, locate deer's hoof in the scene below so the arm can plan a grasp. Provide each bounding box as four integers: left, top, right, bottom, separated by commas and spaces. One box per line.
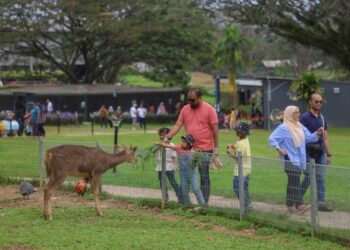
44, 214, 53, 220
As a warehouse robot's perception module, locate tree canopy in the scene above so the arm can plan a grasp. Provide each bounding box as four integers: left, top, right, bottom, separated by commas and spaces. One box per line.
0, 0, 214, 85
219, 0, 350, 73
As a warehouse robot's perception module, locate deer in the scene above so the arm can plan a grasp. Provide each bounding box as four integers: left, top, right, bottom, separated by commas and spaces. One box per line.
43, 144, 137, 220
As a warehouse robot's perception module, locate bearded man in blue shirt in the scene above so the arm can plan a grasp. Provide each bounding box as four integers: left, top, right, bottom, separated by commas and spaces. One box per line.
300, 93, 333, 212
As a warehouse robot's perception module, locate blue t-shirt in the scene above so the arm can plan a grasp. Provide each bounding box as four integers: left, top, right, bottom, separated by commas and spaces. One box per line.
30, 106, 40, 124
300, 111, 327, 144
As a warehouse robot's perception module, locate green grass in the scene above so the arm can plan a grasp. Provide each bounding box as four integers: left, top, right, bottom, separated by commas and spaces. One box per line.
119, 73, 163, 88
1, 126, 350, 248
0, 204, 346, 249
1, 125, 350, 211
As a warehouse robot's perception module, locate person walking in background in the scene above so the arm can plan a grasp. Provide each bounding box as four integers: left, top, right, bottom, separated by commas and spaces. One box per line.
148, 104, 155, 114
46, 99, 53, 114
165, 88, 219, 205
99, 105, 108, 128
107, 105, 114, 128
38, 103, 46, 136
156, 102, 168, 115
130, 103, 138, 130
155, 127, 181, 203
30, 103, 41, 137
269, 105, 324, 213
229, 108, 236, 130
300, 93, 333, 212
227, 123, 252, 210
157, 134, 205, 207
137, 102, 147, 132
15, 97, 26, 136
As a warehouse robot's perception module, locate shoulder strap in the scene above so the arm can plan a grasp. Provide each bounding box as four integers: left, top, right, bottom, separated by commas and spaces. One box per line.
320, 113, 325, 128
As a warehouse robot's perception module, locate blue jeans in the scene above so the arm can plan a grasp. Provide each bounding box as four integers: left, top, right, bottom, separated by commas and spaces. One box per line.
32, 122, 39, 136
233, 175, 251, 208
301, 152, 327, 204
157, 171, 181, 201
198, 150, 212, 205
179, 154, 205, 206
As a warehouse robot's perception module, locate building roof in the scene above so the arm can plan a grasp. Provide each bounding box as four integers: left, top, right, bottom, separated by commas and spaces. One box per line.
236, 79, 262, 87
0, 84, 182, 96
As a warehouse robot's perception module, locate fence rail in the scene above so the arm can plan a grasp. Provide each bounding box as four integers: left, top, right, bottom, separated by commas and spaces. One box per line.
0, 137, 349, 237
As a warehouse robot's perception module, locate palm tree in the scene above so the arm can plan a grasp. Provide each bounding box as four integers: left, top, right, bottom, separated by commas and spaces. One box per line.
215, 25, 243, 107
290, 71, 324, 107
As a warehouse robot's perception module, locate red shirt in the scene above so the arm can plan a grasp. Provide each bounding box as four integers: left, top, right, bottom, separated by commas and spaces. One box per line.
177, 102, 218, 151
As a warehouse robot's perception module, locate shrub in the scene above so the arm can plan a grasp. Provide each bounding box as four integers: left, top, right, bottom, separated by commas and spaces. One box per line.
45, 112, 84, 125
92, 114, 178, 125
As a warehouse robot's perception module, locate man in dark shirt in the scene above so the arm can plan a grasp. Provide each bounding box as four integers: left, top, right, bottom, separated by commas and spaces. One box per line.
300, 93, 333, 212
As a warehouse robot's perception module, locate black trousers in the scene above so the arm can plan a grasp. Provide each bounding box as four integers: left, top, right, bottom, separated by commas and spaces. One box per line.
284, 156, 303, 208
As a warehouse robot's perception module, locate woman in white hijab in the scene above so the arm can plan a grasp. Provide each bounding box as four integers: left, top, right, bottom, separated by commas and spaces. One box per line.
269, 106, 324, 213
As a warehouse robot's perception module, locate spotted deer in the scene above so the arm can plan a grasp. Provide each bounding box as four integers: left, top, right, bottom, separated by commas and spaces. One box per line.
43, 145, 137, 220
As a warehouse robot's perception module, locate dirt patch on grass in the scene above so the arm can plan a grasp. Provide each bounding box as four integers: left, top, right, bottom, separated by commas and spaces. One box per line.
0, 185, 256, 239
0, 185, 133, 210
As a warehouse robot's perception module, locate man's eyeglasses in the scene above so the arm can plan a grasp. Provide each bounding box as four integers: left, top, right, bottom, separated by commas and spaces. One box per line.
314, 100, 323, 104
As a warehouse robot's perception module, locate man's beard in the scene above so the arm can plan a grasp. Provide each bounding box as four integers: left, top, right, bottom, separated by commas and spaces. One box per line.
311, 106, 320, 112
190, 103, 199, 109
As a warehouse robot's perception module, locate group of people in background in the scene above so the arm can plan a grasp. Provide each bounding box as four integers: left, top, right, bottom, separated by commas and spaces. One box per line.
0, 98, 52, 137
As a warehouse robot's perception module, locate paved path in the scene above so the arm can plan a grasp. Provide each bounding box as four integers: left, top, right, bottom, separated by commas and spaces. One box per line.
101, 184, 350, 230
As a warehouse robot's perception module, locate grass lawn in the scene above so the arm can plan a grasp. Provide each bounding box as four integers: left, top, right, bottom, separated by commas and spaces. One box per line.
1, 125, 349, 248
1, 205, 346, 249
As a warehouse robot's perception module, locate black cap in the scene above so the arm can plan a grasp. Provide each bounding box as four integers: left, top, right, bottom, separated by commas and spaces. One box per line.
181, 134, 195, 146
234, 123, 250, 135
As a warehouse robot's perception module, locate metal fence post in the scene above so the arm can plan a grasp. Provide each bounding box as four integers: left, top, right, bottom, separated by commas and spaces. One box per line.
161, 148, 167, 210
39, 138, 44, 188
309, 159, 318, 237
238, 151, 245, 220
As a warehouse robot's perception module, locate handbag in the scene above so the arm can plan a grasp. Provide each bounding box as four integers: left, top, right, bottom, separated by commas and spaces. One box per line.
209, 155, 224, 170
306, 143, 324, 158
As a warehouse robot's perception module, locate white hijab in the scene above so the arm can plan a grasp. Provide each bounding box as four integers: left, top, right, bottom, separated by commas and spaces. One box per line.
283, 106, 304, 148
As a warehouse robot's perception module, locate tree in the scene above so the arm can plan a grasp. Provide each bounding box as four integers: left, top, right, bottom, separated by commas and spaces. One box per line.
0, 0, 213, 85
219, 0, 350, 73
290, 72, 324, 105
215, 25, 243, 106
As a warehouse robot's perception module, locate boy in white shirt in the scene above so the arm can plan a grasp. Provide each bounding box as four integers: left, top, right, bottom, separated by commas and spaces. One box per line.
155, 128, 181, 202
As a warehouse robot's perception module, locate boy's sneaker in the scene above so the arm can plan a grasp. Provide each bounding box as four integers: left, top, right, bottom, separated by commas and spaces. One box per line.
297, 204, 311, 214
318, 204, 334, 212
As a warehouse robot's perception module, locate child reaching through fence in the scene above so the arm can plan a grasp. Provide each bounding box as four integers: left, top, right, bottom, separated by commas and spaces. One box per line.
157, 134, 205, 207
155, 128, 181, 202
227, 123, 253, 210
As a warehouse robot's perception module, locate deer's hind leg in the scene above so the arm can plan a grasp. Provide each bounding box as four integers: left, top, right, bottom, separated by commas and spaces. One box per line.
43, 176, 66, 220
91, 173, 103, 216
